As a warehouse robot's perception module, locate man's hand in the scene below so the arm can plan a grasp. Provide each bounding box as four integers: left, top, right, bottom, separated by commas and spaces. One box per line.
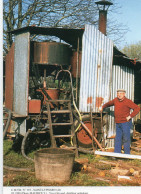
126, 115, 131, 121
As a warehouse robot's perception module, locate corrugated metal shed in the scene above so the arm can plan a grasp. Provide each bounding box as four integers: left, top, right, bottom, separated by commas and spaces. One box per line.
79, 24, 113, 112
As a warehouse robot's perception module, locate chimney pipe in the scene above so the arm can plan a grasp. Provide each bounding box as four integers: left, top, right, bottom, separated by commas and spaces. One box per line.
99, 10, 107, 35
95, 0, 113, 35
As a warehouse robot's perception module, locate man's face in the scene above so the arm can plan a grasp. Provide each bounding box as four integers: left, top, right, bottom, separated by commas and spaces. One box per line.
117, 92, 125, 101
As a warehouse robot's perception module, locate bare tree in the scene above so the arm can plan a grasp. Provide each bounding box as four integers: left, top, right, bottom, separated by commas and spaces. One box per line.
3, 0, 128, 55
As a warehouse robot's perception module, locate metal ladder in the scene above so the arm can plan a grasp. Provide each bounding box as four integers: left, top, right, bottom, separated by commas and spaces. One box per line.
46, 99, 78, 156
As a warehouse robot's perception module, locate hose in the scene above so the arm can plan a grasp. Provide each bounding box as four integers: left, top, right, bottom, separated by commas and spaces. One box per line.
78, 147, 94, 154
56, 69, 82, 145
3, 165, 31, 172
3, 108, 34, 171
21, 129, 34, 162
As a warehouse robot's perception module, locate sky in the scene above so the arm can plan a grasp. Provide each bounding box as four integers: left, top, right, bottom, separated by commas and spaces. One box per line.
111, 0, 141, 49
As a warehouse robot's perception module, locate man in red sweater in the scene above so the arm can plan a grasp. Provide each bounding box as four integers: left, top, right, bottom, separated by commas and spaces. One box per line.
100, 89, 140, 154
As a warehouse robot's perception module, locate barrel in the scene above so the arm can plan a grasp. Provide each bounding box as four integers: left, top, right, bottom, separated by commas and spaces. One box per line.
34, 148, 75, 182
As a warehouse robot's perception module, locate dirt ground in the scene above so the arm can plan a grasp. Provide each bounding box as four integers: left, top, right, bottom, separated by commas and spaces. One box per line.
3, 131, 141, 187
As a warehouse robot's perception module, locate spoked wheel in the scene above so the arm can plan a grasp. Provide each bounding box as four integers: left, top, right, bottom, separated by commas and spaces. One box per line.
74, 115, 103, 148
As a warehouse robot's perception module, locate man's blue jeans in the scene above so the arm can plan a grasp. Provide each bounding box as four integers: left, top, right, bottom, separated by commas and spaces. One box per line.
115, 120, 132, 154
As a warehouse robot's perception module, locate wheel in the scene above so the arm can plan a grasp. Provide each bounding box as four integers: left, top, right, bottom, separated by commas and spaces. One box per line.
74, 115, 103, 148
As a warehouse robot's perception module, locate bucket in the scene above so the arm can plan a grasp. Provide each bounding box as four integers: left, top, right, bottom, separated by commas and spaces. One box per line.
46, 88, 59, 100
34, 148, 75, 182
36, 88, 59, 108
46, 88, 59, 108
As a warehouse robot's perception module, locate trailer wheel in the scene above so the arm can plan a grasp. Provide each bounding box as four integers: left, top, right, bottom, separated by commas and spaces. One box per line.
74, 115, 102, 148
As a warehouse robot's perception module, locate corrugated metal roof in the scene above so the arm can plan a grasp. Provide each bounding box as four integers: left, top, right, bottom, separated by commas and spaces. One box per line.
10, 26, 84, 49
79, 24, 113, 112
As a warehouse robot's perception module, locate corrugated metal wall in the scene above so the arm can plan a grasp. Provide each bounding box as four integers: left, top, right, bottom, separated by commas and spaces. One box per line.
13, 32, 30, 116
79, 24, 113, 112
79, 24, 135, 147
13, 32, 30, 136
107, 65, 134, 147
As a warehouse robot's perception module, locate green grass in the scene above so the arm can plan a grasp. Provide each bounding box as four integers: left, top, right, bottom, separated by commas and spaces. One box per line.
3, 139, 111, 186
4, 139, 140, 187
70, 173, 110, 186
128, 159, 141, 167
3, 140, 34, 168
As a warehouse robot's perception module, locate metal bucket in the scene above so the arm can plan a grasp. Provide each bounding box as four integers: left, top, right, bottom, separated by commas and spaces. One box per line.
46, 88, 59, 100
36, 88, 59, 108
34, 148, 75, 182
46, 88, 59, 108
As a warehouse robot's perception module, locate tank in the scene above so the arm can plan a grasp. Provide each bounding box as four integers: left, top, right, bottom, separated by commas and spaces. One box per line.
33, 42, 71, 66
34, 148, 75, 182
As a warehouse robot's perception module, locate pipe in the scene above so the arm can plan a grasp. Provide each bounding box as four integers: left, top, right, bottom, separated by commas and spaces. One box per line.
3, 165, 31, 172
95, 151, 141, 160
3, 107, 12, 138
76, 37, 80, 103
99, 10, 107, 35
101, 111, 105, 149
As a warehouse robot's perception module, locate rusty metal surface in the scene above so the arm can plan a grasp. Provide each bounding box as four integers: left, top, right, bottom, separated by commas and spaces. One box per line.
79, 24, 113, 113
37, 88, 59, 108
99, 10, 107, 35
28, 100, 41, 114
33, 42, 71, 66
5, 43, 15, 110
77, 121, 93, 145
70, 51, 82, 78
13, 32, 30, 117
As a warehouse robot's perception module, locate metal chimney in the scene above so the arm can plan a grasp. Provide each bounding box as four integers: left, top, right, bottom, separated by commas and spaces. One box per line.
95, 0, 113, 35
